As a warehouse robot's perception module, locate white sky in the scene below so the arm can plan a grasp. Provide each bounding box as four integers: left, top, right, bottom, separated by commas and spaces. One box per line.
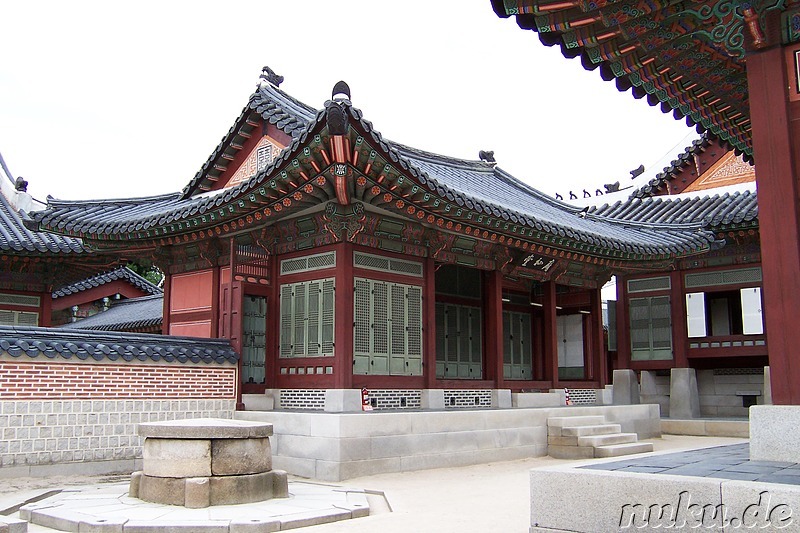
0, 1, 695, 203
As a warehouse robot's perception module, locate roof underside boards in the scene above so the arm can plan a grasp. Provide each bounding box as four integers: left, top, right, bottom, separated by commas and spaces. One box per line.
590, 190, 758, 230
28, 86, 719, 262
0, 324, 236, 364
491, 0, 786, 162
1, 180, 87, 255
59, 294, 163, 332
52, 266, 163, 299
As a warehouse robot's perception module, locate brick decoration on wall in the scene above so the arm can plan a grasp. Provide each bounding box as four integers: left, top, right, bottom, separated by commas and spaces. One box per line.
368, 389, 422, 410
444, 389, 492, 409
279, 389, 326, 410
566, 389, 597, 405
0, 399, 235, 468
0, 362, 237, 399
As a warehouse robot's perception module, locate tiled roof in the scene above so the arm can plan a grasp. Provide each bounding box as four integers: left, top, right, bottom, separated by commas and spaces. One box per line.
27, 87, 719, 259
590, 190, 758, 231
0, 325, 236, 364
630, 135, 711, 199
1, 159, 88, 255
53, 266, 162, 299
60, 294, 163, 332
491, 0, 773, 161
180, 82, 316, 198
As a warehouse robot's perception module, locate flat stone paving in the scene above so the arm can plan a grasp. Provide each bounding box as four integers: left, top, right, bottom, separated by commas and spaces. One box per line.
18, 480, 369, 532
582, 443, 800, 485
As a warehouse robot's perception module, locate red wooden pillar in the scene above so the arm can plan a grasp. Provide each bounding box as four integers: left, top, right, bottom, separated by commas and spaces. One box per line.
484, 270, 505, 387
423, 257, 438, 389
589, 288, 607, 386
670, 270, 688, 368
333, 242, 354, 389
161, 272, 171, 335
615, 276, 630, 369
543, 280, 559, 387
747, 44, 800, 404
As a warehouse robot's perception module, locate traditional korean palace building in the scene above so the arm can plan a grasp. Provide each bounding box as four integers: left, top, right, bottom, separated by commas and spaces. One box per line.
25, 72, 722, 406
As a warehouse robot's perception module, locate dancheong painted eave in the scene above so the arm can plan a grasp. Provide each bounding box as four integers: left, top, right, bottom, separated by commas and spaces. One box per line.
491, 0, 790, 162
24, 78, 720, 264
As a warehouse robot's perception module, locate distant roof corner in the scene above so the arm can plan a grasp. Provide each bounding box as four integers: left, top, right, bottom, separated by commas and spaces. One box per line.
259, 66, 284, 88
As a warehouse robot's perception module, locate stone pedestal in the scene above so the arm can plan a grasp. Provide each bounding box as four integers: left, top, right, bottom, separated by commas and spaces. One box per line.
129, 418, 288, 508
763, 366, 773, 405
669, 368, 700, 419
750, 405, 800, 462
612, 369, 640, 405
491, 389, 512, 408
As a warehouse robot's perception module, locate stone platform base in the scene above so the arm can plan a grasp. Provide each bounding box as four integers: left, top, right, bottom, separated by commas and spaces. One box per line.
132, 469, 288, 507
236, 404, 661, 481
19, 480, 372, 532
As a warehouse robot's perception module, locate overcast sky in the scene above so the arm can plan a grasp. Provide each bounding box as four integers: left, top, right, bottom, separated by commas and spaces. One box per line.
0, 1, 695, 204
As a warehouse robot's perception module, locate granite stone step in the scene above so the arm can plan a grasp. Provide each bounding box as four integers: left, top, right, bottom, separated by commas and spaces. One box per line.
546, 415, 606, 428
577, 432, 638, 448
594, 441, 654, 458
547, 444, 596, 460
561, 424, 622, 437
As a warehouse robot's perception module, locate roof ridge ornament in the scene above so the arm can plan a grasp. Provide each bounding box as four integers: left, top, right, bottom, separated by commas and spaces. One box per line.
478, 150, 496, 164
332, 80, 351, 102
259, 66, 284, 88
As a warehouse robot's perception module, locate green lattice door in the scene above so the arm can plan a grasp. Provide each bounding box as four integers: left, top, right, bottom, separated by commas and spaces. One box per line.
503, 310, 532, 379
435, 303, 483, 379
353, 278, 422, 375
279, 279, 335, 358
242, 295, 266, 384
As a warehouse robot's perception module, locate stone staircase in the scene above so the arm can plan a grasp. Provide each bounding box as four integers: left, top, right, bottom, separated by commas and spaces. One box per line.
547, 415, 653, 459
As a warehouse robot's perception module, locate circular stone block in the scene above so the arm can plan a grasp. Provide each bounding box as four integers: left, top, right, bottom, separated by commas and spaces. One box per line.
138, 418, 273, 439
212, 437, 272, 475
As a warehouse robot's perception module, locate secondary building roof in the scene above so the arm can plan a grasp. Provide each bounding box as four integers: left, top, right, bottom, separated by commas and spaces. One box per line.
59, 293, 163, 333
52, 266, 162, 299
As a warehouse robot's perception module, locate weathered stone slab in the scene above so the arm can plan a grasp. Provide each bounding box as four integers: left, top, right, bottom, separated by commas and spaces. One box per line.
208, 471, 275, 505
138, 475, 185, 506
229, 518, 281, 532
211, 438, 271, 475
670, 368, 700, 419
750, 405, 800, 462
184, 477, 211, 509
78, 517, 128, 532
128, 471, 142, 498
612, 369, 640, 405
139, 418, 272, 439
143, 438, 211, 478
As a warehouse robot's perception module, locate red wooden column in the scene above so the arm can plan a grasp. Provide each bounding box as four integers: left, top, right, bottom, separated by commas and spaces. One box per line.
589, 288, 607, 386
615, 277, 630, 369
333, 241, 354, 389
747, 44, 800, 404
484, 270, 505, 387
423, 257, 438, 389
670, 270, 688, 368
543, 280, 559, 387
161, 272, 172, 335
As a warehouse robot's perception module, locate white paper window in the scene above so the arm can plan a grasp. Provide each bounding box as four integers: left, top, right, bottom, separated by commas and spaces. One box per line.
741, 287, 764, 335
686, 292, 707, 338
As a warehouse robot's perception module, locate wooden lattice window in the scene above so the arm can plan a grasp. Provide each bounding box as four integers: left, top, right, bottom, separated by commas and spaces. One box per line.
435, 303, 483, 379
279, 278, 335, 358
630, 296, 672, 361
353, 278, 422, 376
503, 310, 532, 380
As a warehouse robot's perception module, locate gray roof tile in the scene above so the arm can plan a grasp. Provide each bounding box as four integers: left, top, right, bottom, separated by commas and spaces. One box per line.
53, 266, 163, 299
59, 294, 163, 331
0, 324, 236, 364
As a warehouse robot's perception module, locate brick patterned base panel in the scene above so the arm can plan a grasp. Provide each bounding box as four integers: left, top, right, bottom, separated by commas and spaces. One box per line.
0, 398, 236, 469
0, 362, 237, 399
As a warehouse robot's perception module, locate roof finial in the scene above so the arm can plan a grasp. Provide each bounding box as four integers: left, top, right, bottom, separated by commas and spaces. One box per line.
259, 66, 284, 87
15, 176, 28, 192
332, 81, 351, 101
478, 150, 495, 163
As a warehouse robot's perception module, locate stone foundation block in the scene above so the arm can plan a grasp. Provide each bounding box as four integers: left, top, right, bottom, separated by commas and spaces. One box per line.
143, 438, 211, 478
211, 438, 271, 475
612, 369, 640, 405
138, 475, 186, 506
670, 368, 700, 419
0, 517, 26, 533
750, 405, 800, 462
209, 471, 286, 506
128, 470, 142, 498
185, 477, 211, 508
272, 470, 289, 498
